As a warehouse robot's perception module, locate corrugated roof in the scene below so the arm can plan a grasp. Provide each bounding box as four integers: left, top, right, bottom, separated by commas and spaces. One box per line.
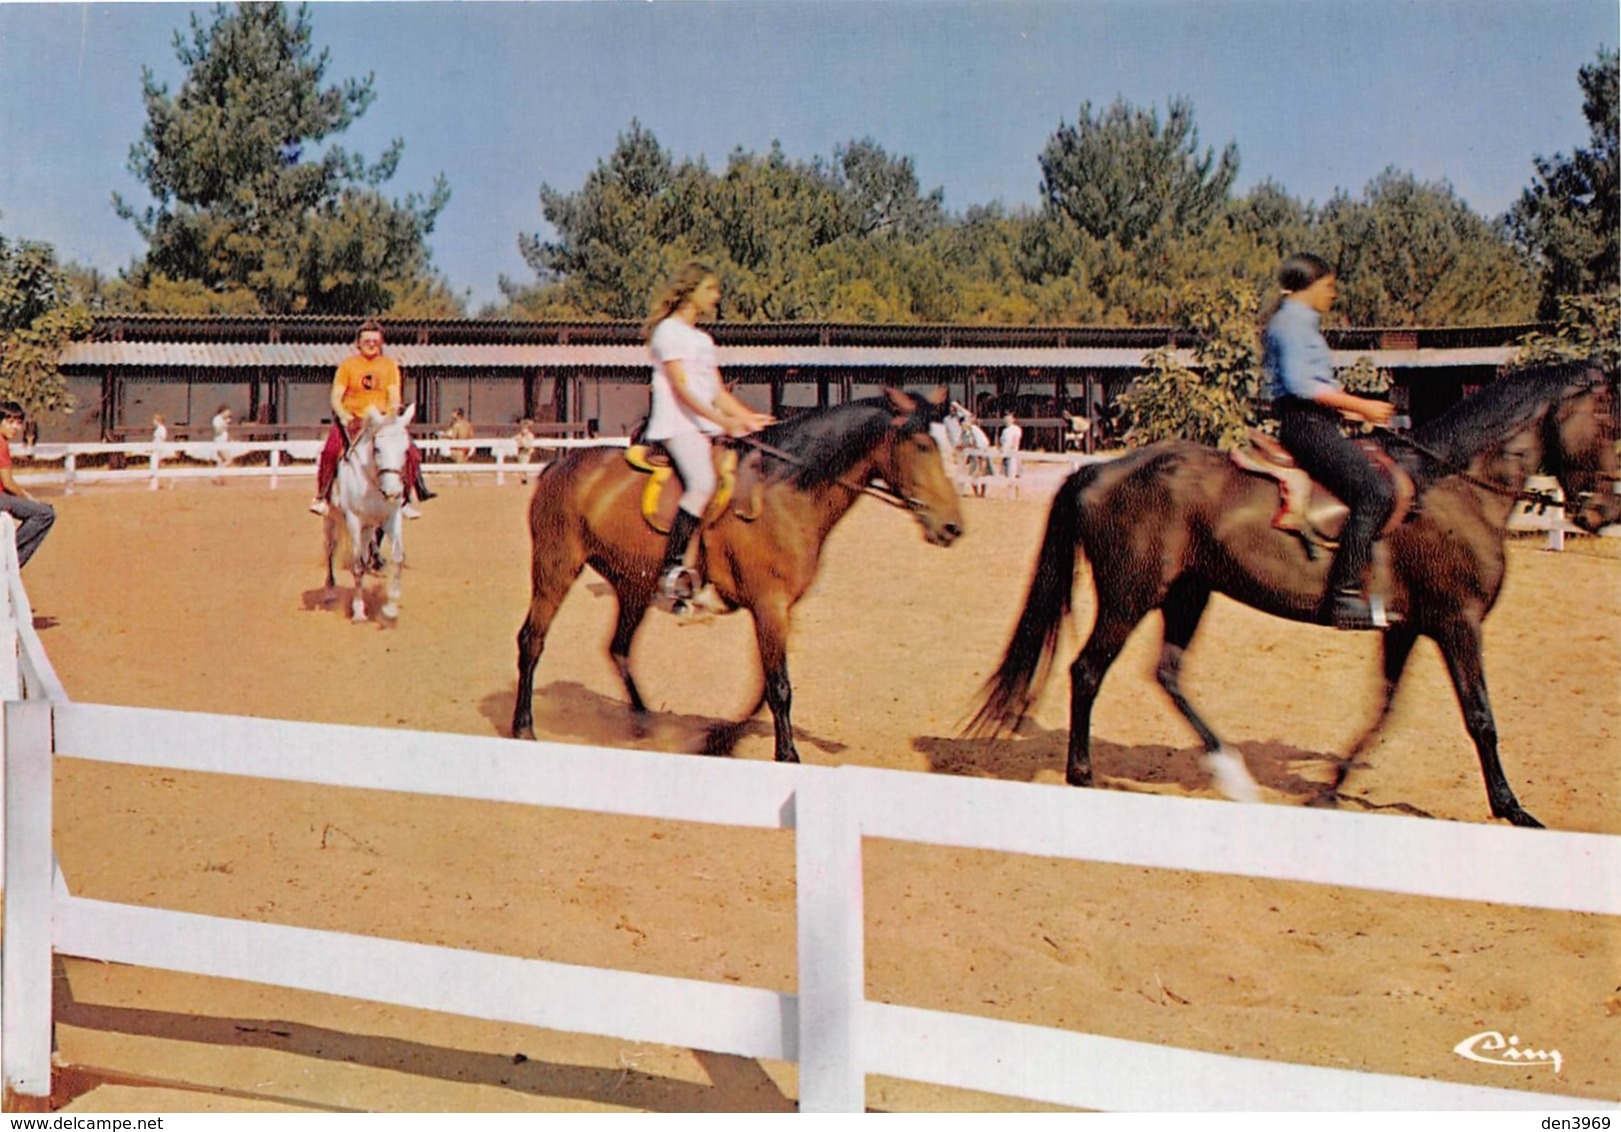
60, 341, 1195, 369
59, 339, 1516, 370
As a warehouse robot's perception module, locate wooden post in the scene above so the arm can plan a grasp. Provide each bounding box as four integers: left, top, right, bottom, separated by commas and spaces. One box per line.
2, 700, 56, 1105
795, 772, 865, 1112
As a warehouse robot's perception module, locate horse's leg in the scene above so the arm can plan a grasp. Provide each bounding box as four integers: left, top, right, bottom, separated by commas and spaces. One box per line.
1336, 623, 1420, 790
322, 513, 337, 591
746, 597, 798, 763
1430, 619, 1542, 828
348, 517, 368, 622
608, 593, 653, 717
380, 515, 403, 620
512, 537, 587, 741
1153, 582, 1259, 803
1066, 609, 1139, 786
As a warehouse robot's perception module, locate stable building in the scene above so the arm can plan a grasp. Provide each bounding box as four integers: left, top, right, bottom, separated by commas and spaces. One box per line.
54, 315, 1539, 447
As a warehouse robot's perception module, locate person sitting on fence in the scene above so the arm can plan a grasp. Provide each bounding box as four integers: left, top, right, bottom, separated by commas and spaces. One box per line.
0, 402, 55, 568
210, 404, 234, 483
998, 411, 1023, 478
442, 408, 474, 465
1063, 410, 1091, 452
310, 319, 435, 519
514, 418, 537, 484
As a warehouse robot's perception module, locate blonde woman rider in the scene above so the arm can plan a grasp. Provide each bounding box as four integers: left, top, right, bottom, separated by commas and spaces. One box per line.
643, 263, 773, 605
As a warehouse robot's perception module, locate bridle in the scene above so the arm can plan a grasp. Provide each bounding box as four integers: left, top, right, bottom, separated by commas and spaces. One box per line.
735, 432, 922, 513
1372, 390, 1618, 514
345, 419, 408, 495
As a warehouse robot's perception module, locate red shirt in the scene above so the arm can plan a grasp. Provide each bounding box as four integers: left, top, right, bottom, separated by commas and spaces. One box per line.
0, 436, 13, 494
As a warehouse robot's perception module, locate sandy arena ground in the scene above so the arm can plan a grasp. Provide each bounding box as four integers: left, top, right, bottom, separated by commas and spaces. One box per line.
12, 468, 1620, 1112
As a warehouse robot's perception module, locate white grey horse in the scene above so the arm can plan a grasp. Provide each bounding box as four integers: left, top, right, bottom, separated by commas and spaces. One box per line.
323, 405, 415, 622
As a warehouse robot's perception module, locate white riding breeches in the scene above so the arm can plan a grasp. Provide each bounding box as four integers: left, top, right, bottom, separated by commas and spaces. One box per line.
663, 430, 717, 517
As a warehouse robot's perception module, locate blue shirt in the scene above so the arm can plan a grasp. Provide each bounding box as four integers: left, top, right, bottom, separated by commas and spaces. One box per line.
1261, 298, 1339, 402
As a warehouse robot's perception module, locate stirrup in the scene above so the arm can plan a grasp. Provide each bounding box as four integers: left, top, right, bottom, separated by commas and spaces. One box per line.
658, 565, 698, 603
1330, 590, 1400, 631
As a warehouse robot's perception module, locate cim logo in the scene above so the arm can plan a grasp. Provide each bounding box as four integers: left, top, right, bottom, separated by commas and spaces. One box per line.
1454, 1030, 1563, 1074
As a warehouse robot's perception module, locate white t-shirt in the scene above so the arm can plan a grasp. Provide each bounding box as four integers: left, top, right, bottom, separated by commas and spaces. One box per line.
212, 413, 230, 442
647, 318, 723, 441
999, 423, 1023, 454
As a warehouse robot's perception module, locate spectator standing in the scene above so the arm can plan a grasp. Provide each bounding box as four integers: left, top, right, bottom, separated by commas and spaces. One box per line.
150, 412, 170, 489
998, 412, 1024, 478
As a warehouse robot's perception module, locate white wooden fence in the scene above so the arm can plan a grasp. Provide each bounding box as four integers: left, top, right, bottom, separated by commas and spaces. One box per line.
14, 435, 623, 494
2, 520, 1618, 1111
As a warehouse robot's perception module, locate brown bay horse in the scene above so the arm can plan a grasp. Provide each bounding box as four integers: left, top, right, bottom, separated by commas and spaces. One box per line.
513, 387, 964, 761
970, 361, 1619, 827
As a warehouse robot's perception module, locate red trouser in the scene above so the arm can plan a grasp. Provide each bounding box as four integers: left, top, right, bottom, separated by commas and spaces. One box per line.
316, 419, 423, 500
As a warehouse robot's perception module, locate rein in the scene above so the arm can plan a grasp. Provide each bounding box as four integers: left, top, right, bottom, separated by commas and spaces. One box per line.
736, 434, 919, 512
343, 424, 406, 488
1373, 426, 1569, 512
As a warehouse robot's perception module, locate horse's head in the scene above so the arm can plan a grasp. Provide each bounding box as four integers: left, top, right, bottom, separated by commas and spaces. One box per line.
363, 403, 416, 503
877, 386, 964, 547
1546, 366, 1621, 533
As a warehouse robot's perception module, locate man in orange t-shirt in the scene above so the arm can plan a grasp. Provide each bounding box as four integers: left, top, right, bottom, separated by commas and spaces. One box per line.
309, 320, 434, 515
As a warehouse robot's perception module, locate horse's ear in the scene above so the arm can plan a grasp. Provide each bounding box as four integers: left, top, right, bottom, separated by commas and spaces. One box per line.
400, 403, 417, 426
923, 386, 948, 407
883, 386, 918, 423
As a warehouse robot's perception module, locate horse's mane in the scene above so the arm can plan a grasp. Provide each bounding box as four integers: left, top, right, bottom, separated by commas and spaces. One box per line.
751, 396, 933, 489
1408, 359, 1604, 472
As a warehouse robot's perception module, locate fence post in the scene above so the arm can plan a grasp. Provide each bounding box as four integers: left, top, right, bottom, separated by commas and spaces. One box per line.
2, 699, 56, 1104
62, 453, 75, 496
795, 770, 865, 1112
269, 447, 281, 490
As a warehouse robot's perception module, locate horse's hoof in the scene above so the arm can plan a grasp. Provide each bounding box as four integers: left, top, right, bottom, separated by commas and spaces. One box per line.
1204, 748, 1261, 804
513, 726, 535, 741
382, 603, 399, 620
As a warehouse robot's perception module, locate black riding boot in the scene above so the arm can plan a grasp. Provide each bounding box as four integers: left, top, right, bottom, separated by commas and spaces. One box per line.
413, 472, 437, 502
1325, 528, 1392, 631
658, 508, 701, 602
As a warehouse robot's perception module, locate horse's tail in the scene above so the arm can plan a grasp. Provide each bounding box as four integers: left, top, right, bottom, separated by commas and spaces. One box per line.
965, 464, 1095, 736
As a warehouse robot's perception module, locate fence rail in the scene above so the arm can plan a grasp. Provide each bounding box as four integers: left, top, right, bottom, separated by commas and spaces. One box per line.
2, 519, 1618, 1112
11, 436, 625, 492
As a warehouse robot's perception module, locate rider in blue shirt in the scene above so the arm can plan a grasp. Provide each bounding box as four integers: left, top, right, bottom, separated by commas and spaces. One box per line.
1262, 253, 1396, 630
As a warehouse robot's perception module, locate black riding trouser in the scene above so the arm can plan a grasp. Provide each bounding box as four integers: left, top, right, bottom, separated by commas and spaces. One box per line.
1276, 397, 1395, 597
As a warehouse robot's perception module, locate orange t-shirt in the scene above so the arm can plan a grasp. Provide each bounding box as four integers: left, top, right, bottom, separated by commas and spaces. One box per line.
333, 353, 402, 418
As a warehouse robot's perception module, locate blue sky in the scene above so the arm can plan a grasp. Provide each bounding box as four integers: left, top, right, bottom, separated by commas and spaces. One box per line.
0, 0, 1614, 311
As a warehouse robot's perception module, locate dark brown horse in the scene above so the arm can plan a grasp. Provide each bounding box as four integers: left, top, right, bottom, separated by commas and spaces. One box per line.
970, 361, 1619, 827
513, 387, 964, 761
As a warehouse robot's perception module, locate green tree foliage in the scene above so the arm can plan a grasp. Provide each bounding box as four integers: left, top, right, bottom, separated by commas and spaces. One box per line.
1317, 169, 1538, 325
509, 124, 955, 322
513, 120, 709, 319
1509, 49, 1619, 317
835, 138, 945, 240
1514, 287, 1621, 374
1038, 96, 1239, 254
115, 1, 453, 316
0, 227, 88, 419
507, 98, 1548, 338
1114, 283, 1259, 449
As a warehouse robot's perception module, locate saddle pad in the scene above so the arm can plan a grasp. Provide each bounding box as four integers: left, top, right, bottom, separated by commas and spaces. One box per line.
627, 445, 741, 534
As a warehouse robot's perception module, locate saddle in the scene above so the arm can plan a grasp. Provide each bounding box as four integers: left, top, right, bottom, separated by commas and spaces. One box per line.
1230, 430, 1416, 555
623, 441, 767, 533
